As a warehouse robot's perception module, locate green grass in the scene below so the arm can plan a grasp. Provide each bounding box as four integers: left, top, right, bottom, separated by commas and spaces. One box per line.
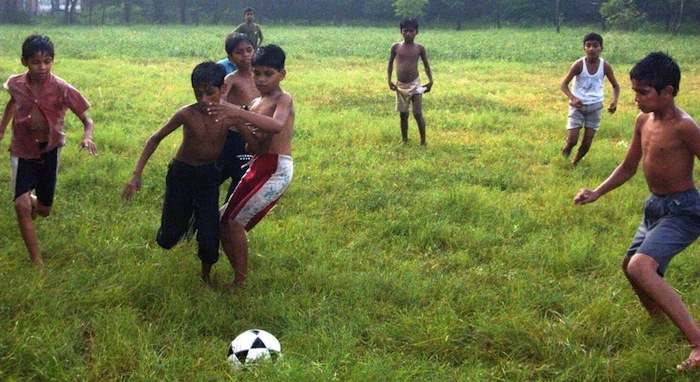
1, 25, 700, 381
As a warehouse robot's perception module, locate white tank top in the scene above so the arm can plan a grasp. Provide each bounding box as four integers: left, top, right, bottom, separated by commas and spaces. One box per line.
572, 57, 605, 105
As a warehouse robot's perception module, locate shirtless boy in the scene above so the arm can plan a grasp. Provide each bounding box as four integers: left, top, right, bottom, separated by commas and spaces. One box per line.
387, 17, 433, 147
574, 52, 700, 372
123, 62, 256, 282
207, 44, 294, 287
0, 34, 97, 268
218, 33, 260, 201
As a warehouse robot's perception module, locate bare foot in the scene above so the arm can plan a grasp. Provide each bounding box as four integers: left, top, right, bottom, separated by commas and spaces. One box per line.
677, 346, 700, 371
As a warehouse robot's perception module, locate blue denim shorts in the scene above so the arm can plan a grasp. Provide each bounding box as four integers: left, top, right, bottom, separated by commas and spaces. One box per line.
626, 189, 700, 276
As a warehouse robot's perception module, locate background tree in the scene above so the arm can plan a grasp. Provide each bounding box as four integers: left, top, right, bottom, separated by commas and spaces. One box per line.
393, 0, 429, 18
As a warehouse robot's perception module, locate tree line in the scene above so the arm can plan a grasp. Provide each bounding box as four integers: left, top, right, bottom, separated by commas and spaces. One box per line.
1, 0, 698, 33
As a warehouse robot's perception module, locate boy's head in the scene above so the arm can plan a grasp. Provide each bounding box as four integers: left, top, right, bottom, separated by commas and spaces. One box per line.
630, 52, 680, 97
22, 34, 54, 60
225, 32, 254, 56
244, 7, 255, 20
253, 44, 285, 71
191, 61, 226, 106
583, 32, 603, 48
400, 17, 419, 32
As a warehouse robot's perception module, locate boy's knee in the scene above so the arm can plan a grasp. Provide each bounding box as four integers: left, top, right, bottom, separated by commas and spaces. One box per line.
625, 254, 658, 280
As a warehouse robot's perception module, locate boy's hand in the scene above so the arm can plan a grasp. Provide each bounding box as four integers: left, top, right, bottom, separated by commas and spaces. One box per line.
79, 138, 98, 156
607, 101, 618, 114
122, 174, 142, 201
573, 188, 599, 205
388, 81, 397, 91
424, 82, 433, 93
569, 98, 583, 108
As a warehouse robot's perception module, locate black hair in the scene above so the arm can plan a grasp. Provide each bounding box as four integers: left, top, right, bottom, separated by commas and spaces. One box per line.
400, 17, 419, 31
224, 33, 254, 55
630, 52, 681, 96
253, 44, 285, 71
22, 34, 54, 60
583, 32, 603, 48
191, 61, 226, 89
243, 7, 255, 15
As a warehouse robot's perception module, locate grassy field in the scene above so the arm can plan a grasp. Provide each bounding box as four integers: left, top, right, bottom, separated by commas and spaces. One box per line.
1, 24, 700, 381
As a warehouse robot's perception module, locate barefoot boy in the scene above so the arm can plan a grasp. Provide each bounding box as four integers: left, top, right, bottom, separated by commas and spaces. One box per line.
387, 17, 433, 147
234, 7, 264, 50
574, 52, 700, 371
218, 33, 260, 201
207, 44, 294, 287
0, 34, 97, 268
561, 32, 620, 165
123, 62, 255, 282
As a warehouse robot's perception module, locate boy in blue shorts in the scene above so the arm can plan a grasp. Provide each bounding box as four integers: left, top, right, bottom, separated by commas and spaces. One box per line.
0, 34, 97, 268
560, 32, 620, 166
574, 52, 700, 372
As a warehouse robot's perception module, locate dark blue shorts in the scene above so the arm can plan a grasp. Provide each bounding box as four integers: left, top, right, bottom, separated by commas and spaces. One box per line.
626, 188, 700, 276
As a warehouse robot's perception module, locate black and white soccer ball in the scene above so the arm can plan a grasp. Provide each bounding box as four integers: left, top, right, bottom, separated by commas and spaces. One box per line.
227, 329, 282, 368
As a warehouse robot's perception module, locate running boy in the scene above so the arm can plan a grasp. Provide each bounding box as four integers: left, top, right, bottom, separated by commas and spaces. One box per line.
218, 33, 260, 201
207, 44, 294, 287
234, 7, 264, 50
387, 17, 433, 147
122, 62, 255, 282
561, 32, 620, 166
0, 34, 97, 268
574, 52, 700, 372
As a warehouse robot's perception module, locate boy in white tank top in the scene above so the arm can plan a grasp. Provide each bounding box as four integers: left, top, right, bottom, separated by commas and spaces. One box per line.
560, 32, 620, 166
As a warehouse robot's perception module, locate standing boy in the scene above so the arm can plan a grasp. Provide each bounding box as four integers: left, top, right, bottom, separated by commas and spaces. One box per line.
387, 17, 433, 147
0, 34, 97, 268
207, 45, 294, 287
218, 33, 260, 201
561, 32, 620, 166
574, 52, 700, 371
123, 62, 255, 283
234, 7, 264, 50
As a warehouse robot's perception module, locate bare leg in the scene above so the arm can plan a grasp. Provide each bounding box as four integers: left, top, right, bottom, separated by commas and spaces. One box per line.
220, 221, 248, 286
561, 128, 580, 158
399, 112, 409, 144
15, 192, 48, 267
412, 94, 426, 147
624, 254, 700, 370
572, 128, 596, 166
622, 256, 664, 320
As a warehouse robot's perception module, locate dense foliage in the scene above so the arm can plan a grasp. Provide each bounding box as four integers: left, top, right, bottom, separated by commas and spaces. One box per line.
1, 0, 699, 33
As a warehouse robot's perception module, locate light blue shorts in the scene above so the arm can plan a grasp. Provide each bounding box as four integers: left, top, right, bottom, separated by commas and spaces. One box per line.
626, 189, 700, 276
567, 101, 604, 131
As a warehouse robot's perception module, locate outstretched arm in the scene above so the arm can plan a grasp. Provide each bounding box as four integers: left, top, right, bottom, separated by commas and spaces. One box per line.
76, 111, 98, 156
207, 95, 293, 135
574, 114, 644, 205
122, 111, 183, 200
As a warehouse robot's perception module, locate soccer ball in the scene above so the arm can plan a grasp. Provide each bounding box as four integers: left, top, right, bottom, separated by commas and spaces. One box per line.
227, 329, 282, 368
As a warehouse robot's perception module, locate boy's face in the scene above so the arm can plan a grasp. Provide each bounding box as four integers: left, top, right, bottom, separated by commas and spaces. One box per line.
21, 51, 53, 83
193, 84, 222, 111
245, 12, 255, 22
583, 40, 602, 58
631, 78, 670, 113
229, 41, 254, 68
401, 27, 417, 43
253, 65, 285, 95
